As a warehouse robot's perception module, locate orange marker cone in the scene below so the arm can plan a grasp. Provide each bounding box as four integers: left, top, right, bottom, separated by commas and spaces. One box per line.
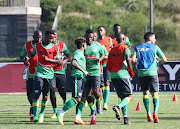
90, 116, 97, 125
136, 103, 142, 111
172, 94, 178, 101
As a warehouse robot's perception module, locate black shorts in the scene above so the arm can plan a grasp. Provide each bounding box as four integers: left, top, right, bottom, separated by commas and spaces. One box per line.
103, 67, 111, 83
85, 76, 100, 90
70, 76, 86, 98
112, 78, 133, 95
139, 75, 159, 92
33, 76, 52, 96
100, 74, 104, 88
51, 73, 66, 89
26, 78, 34, 96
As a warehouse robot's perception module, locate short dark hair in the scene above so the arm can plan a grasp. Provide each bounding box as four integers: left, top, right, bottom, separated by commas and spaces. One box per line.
144, 32, 155, 42
85, 29, 94, 35
51, 30, 57, 35
113, 24, 120, 28
75, 37, 86, 49
33, 30, 42, 36
45, 30, 54, 36
98, 26, 106, 30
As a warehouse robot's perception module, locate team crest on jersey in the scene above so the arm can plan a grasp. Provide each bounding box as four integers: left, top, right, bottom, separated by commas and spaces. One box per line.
93, 48, 97, 52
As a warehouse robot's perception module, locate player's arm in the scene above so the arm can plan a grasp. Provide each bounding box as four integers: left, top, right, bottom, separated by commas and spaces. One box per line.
103, 45, 109, 60
71, 59, 88, 76
63, 53, 71, 65
94, 45, 105, 62
43, 51, 63, 64
62, 43, 71, 65
159, 56, 167, 65
132, 54, 138, 74
20, 45, 29, 66
156, 46, 167, 65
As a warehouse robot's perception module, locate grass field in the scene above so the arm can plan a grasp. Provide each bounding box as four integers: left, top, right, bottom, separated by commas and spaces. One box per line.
0, 92, 180, 129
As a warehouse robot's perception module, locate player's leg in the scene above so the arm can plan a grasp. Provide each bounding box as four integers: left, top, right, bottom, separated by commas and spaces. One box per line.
50, 76, 57, 118
32, 76, 43, 123
75, 82, 87, 125
103, 67, 111, 110
150, 75, 159, 123
56, 74, 67, 105
26, 78, 34, 121
85, 76, 96, 116
91, 76, 101, 114
139, 76, 153, 122
39, 78, 51, 123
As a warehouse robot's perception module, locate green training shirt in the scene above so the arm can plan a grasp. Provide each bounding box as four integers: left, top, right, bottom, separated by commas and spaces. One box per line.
71, 49, 86, 78
84, 41, 104, 76
133, 45, 165, 77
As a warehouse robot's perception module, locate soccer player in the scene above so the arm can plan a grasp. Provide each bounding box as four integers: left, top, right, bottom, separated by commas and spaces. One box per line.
106, 33, 134, 125
25, 30, 62, 123
110, 24, 131, 47
97, 26, 113, 110
84, 29, 105, 116
132, 32, 167, 123
50, 30, 71, 118
57, 37, 88, 125
20, 30, 42, 122
93, 31, 98, 41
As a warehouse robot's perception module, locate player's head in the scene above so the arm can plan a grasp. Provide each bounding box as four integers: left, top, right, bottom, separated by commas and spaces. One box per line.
85, 29, 94, 45
51, 30, 58, 44
93, 31, 97, 41
45, 30, 55, 44
144, 32, 156, 44
75, 37, 87, 51
113, 24, 121, 35
116, 33, 125, 44
97, 26, 106, 37
33, 30, 42, 43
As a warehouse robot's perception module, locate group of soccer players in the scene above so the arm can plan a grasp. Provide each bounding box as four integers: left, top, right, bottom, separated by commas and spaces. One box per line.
20, 23, 167, 125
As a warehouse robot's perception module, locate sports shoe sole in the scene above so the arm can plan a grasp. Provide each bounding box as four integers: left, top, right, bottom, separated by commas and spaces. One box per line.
112, 106, 121, 120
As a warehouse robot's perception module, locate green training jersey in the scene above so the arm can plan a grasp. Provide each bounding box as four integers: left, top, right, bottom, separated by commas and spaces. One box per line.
54, 40, 70, 74
31, 42, 61, 79
133, 45, 165, 77
110, 46, 131, 79
84, 41, 104, 76
71, 49, 86, 78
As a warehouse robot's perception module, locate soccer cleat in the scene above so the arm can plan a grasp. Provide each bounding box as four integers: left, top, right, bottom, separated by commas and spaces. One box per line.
74, 119, 87, 125
124, 117, 131, 125
147, 113, 153, 122
51, 113, 57, 119
103, 104, 108, 110
38, 113, 44, 123
96, 103, 101, 114
57, 114, 64, 125
30, 116, 34, 122
112, 106, 121, 120
153, 112, 159, 123
89, 110, 96, 116
33, 116, 39, 123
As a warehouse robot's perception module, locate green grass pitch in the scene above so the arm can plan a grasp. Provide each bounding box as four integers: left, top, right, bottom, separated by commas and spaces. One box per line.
0, 92, 180, 129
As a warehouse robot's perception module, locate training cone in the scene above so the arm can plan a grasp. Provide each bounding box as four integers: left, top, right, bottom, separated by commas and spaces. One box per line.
136, 103, 142, 111
90, 116, 97, 125
172, 94, 178, 101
